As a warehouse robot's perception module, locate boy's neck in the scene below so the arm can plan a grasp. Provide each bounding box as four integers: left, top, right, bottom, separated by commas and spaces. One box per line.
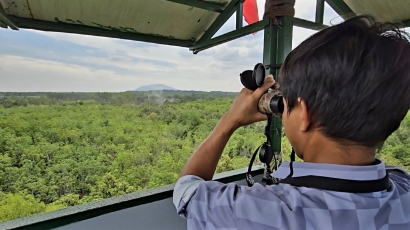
300, 133, 376, 166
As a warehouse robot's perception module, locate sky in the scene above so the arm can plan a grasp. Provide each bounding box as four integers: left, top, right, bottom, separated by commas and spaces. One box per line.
0, 0, 343, 92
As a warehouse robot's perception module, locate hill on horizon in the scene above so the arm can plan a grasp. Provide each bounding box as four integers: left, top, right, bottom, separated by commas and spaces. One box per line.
133, 84, 178, 91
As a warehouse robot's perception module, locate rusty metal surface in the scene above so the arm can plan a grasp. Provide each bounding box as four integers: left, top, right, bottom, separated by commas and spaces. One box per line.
344, 0, 410, 23
0, 0, 231, 41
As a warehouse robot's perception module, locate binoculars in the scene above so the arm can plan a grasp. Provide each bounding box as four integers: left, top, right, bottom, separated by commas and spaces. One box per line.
240, 63, 284, 115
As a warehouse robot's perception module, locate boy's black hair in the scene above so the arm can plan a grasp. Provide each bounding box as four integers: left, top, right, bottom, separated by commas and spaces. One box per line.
279, 15, 410, 147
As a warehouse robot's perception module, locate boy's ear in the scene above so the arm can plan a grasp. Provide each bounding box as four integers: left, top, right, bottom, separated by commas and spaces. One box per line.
298, 97, 311, 132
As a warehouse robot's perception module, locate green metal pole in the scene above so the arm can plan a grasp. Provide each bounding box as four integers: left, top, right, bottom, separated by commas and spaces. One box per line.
263, 16, 293, 168
236, 2, 243, 29
315, 0, 325, 24
276, 17, 294, 65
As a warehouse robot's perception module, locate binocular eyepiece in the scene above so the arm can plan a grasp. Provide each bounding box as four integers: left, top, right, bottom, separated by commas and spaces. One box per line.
240, 63, 284, 115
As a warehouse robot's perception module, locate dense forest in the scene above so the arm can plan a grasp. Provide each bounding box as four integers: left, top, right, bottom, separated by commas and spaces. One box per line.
0, 91, 409, 223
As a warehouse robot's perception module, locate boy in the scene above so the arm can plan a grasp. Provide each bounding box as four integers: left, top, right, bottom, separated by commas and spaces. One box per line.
173, 15, 410, 230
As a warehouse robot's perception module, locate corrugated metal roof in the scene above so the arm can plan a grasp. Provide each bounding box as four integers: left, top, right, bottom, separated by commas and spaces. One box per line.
0, 0, 232, 46
0, 0, 409, 49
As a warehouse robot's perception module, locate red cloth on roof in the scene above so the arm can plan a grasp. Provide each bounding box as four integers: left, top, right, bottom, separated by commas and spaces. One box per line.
243, 0, 259, 25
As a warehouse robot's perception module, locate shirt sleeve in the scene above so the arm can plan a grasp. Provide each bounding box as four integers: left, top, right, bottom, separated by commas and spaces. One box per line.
173, 175, 241, 229
172, 175, 204, 217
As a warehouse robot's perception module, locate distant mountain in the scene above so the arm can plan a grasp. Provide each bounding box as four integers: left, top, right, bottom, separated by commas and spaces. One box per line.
133, 84, 178, 91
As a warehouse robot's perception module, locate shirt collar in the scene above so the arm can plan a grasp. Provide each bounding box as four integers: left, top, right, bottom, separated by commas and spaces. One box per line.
272, 159, 386, 181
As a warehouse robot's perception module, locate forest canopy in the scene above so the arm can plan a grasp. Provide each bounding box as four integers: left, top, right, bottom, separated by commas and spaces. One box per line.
0, 91, 409, 223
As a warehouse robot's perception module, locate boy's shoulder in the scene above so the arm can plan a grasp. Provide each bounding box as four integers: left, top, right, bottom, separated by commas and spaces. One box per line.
386, 165, 410, 178
386, 165, 410, 193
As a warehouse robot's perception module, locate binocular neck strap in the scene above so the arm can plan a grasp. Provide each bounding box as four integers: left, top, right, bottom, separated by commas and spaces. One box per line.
286, 148, 296, 178
245, 114, 274, 187
282, 155, 391, 193
279, 172, 391, 193
245, 144, 262, 187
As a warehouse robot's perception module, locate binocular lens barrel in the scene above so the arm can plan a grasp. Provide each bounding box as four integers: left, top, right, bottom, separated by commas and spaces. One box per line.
257, 91, 283, 115
270, 95, 284, 114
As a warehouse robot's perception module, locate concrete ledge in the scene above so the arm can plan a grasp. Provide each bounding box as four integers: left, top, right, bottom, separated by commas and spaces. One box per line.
0, 166, 264, 230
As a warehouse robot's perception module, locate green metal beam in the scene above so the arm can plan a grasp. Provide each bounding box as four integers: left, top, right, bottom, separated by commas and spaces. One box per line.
0, 19, 7, 28
263, 17, 293, 169
315, 0, 325, 24
191, 19, 269, 53
236, 2, 243, 29
325, 0, 354, 20
165, 0, 226, 13
0, 6, 18, 30
9, 16, 194, 47
293, 17, 328, 31
196, 0, 243, 44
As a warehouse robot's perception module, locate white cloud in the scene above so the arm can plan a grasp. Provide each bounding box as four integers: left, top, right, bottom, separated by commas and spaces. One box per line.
0, 55, 140, 92
0, 54, 248, 92
2, 0, 339, 92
